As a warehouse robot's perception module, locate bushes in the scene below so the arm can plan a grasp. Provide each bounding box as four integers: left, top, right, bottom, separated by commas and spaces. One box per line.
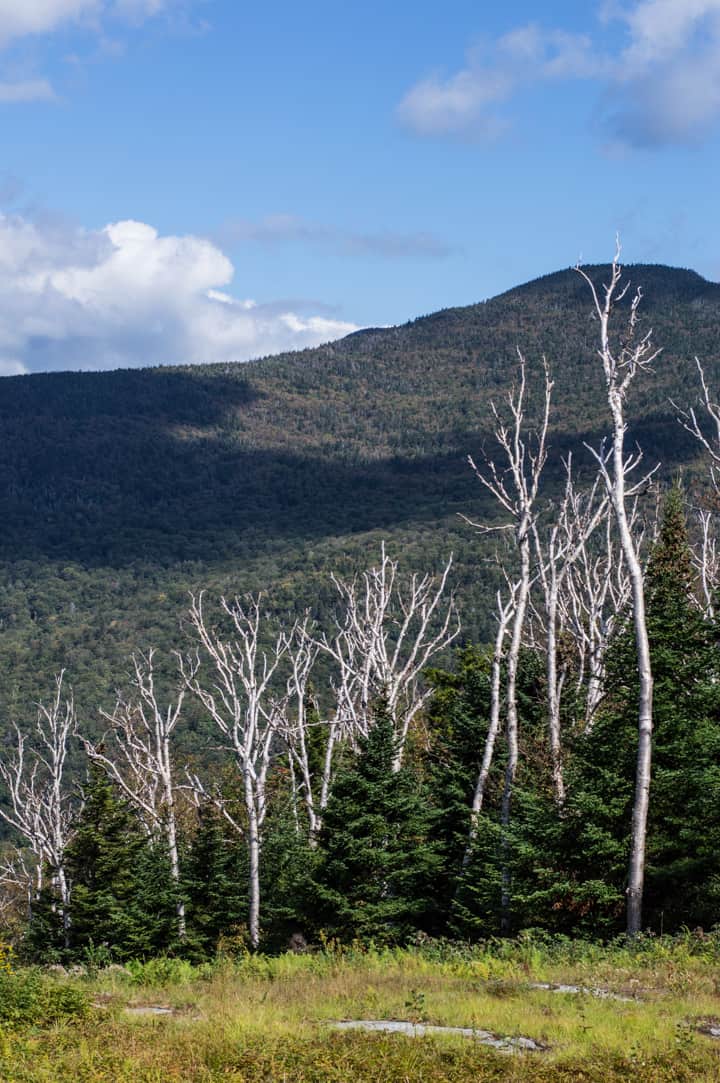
0, 969, 89, 1029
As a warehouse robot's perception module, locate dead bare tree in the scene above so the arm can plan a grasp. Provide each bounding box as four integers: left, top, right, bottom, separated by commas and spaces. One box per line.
676, 358, 720, 483
319, 545, 459, 771
559, 489, 646, 731
689, 506, 719, 618
0, 848, 36, 922
274, 616, 324, 841
465, 353, 552, 929
78, 649, 186, 938
674, 359, 720, 617
0, 673, 76, 941
576, 244, 660, 936
463, 579, 518, 865
529, 463, 605, 806
179, 592, 288, 949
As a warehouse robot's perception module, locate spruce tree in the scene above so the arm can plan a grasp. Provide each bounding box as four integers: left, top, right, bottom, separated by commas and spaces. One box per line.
183, 805, 248, 956
642, 485, 720, 927
64, 765, 178, 960
259, 798, 316, 951
311, 701, 442, 943
544, 486, 720, 933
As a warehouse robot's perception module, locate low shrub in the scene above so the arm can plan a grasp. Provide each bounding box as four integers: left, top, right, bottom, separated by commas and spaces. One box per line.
0, 969, 89, 1029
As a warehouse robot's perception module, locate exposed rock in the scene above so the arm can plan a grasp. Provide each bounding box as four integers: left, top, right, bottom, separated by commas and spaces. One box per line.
332, 1019, 546, 1052
528, 981, 634, 1002
695, 1017, 720, 1039
125, 1005, 175, 1016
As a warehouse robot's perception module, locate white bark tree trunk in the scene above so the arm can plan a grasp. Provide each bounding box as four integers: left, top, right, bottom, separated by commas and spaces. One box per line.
464, 584, 517, 864
500, 529, 531, 931
577, 247, 659, 936
180, 592, 287, 950
465, 354, 552, 929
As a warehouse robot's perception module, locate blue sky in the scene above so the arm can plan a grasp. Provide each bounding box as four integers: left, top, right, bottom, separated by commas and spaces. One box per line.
0, 0, 719, 373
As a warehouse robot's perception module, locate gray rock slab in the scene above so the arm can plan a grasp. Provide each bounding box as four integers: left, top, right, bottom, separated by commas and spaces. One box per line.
528, 982, 633, 1002
332, 1019, 545, 1052
125, 1005, 175, 1016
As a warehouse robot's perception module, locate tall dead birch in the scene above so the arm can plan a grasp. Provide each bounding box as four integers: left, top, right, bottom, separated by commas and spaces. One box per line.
465, 354, 552, 929
319, 545, 459, 770
576, 247, 660, 936
463, 580, 517, 865
78, 649, 186, 938
180, 592, 287, 949
0, 673, 75, 940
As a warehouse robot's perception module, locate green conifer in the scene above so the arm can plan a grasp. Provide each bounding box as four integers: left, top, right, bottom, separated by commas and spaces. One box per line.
64, 765, 177, 960
311, 700, 442, 943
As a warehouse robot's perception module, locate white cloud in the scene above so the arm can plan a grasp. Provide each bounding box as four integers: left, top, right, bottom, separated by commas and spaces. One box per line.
397, 25, 602, 140
0, 359, 28, 376
0, 0, 192, 104
398, 1, 720, 147
613, 0, 720, 69
0, 214, 359, 374
0, 1, 101, 46
0, 0, 180, 44
604, 0, 720, 145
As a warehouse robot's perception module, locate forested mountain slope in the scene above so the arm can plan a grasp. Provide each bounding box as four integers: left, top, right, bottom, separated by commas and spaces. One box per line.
0, 263, 718, 720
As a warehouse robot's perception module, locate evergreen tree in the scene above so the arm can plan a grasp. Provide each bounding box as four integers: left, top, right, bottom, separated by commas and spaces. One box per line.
259, 797, 316, 951
21, 880, 68, 963
642, 485, 720, 927
443, 648, 551, 938
423, 646, 507, 937
64, 765, 178, 960
310, 701, 442, 943
536, 486, 720, 933
183, 805, 248, 956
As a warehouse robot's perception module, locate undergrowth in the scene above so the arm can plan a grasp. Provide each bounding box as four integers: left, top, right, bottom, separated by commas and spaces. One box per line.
2, 934, 720, 1081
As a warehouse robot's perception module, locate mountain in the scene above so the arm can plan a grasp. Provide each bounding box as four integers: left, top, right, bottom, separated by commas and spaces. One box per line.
0, 263, 718, 721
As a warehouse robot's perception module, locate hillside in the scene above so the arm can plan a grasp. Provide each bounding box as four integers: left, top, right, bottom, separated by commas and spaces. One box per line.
0, 262, 718, 721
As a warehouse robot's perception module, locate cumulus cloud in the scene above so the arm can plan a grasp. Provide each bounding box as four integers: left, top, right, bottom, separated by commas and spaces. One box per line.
219, 214, 455, 260
603, 0, 720, 145
398, 0, 720, 147
0, 214, 358, 374
397, 25, 603, 140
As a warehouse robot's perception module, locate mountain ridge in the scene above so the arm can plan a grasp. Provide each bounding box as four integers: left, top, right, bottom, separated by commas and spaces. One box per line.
0, 262, 716, 723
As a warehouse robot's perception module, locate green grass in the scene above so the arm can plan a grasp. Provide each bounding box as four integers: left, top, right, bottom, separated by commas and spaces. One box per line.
3, 938, 720, 1080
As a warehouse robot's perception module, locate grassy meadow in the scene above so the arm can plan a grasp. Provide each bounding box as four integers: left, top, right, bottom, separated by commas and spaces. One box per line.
3, 936, 720, 1081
